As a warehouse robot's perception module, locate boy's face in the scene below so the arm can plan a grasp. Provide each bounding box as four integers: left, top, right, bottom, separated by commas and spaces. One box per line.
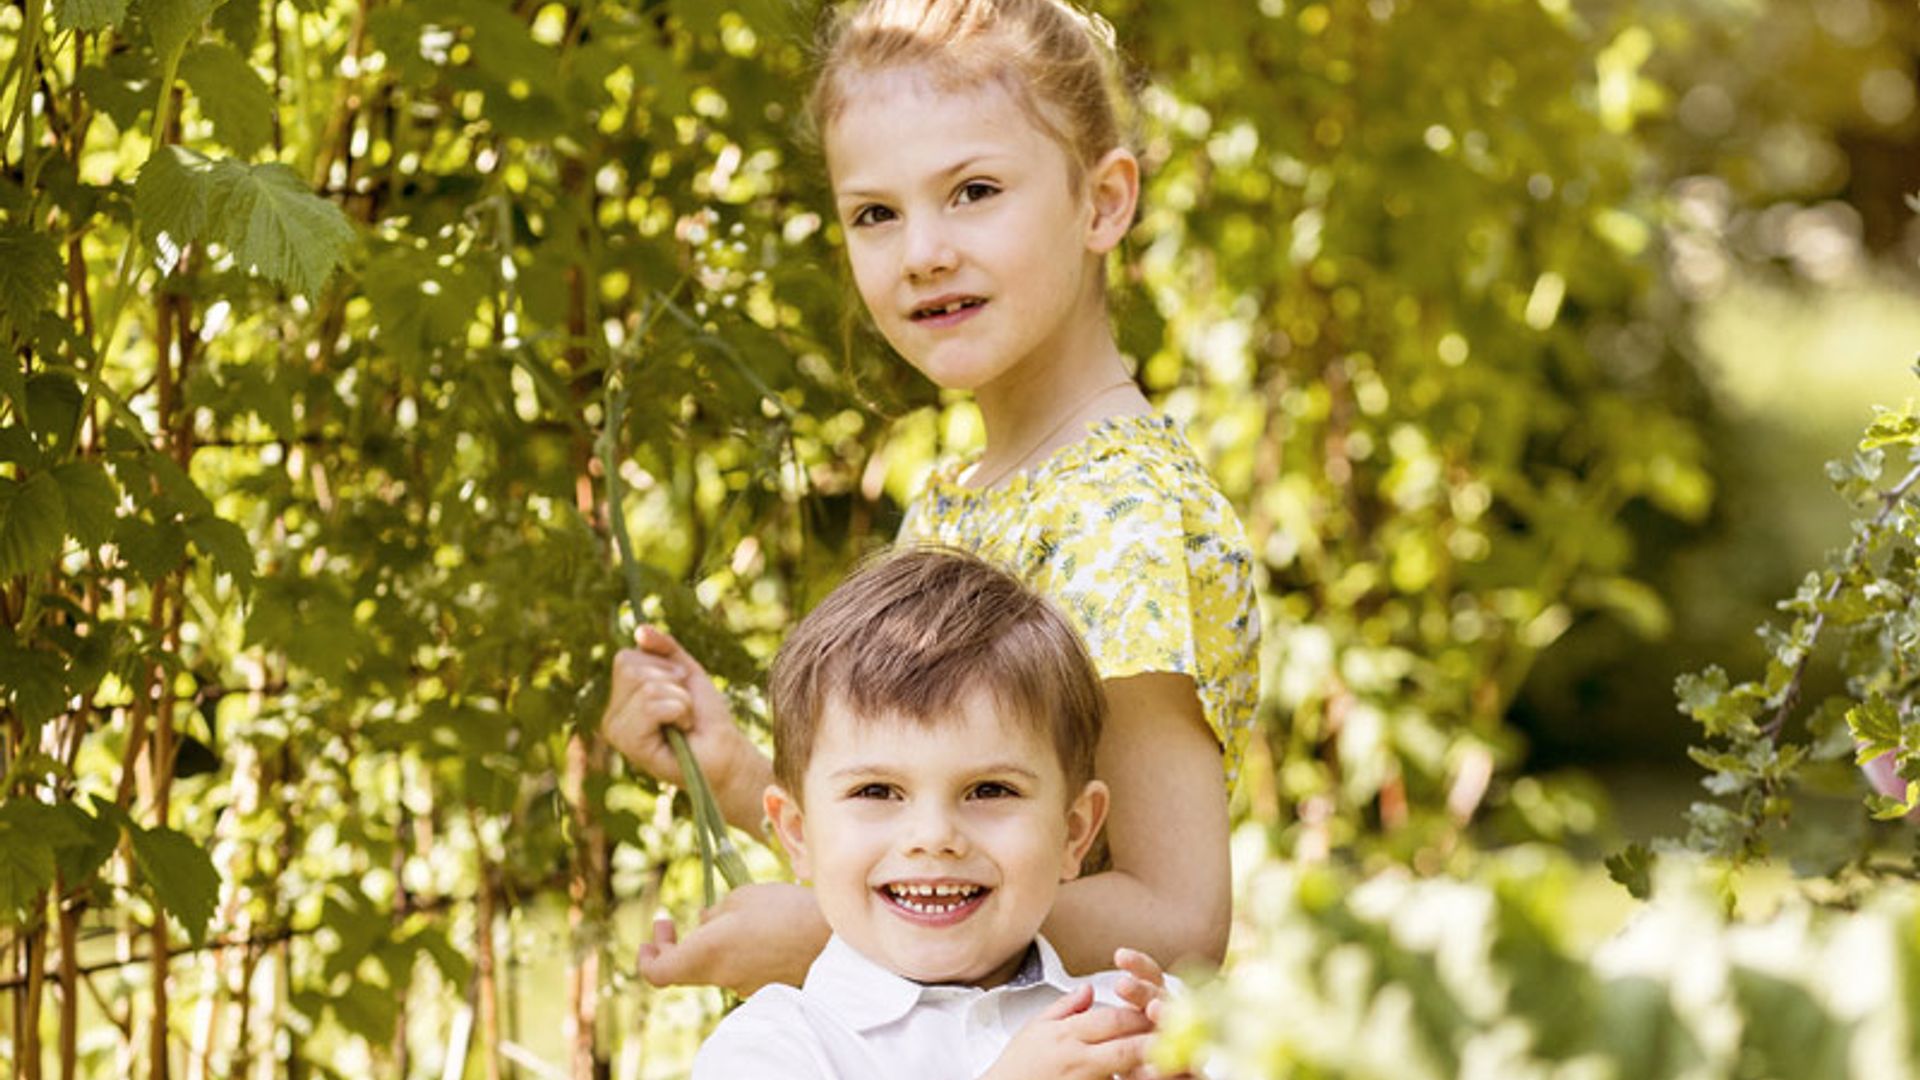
765, 686, 1107, 988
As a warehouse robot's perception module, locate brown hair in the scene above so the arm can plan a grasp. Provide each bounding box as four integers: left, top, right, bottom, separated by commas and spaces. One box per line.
808, 0, 1138, 185
769, 546, 1104, 797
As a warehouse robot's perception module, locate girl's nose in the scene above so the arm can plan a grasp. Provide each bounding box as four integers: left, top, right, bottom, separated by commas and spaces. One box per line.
902, 218, 956, 281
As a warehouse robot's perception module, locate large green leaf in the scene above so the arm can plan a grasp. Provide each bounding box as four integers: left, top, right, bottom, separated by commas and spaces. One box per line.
0, 815, 56, 926
180, 43, 275, 158
141, 0, 222, 73
55, 0, 130, 32
52, 461, 121, 549
0, 225, 62, 341
0, 471, 67, 577
186, 514, 255, 590
205, 162, 356, 297
128, 824, 220, 948
134, 144, 217, 258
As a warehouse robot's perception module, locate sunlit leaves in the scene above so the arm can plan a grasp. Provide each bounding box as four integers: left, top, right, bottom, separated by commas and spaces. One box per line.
181, 43, 276, 158
54, 0, 130, 32
0, 224, 62, 341
54, 461, 121, 549
128, 822, 221, 947
136, 146, 355, 296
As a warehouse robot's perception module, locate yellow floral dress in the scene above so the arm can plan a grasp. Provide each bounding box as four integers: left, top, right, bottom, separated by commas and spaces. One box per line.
899, 413, 1261, 787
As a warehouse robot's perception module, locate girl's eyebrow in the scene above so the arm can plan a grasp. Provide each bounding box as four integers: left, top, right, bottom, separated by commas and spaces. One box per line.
834, 154, 1005, 202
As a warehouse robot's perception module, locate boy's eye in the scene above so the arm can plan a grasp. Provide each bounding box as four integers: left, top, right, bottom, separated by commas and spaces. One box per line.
850, 782, 896, 800
850, 204, 895, 228
969, 781, 1019, 800
955, 181, 999, 205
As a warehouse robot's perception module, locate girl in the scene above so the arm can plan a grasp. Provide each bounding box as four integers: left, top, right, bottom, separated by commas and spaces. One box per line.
604, 0, 1261, 994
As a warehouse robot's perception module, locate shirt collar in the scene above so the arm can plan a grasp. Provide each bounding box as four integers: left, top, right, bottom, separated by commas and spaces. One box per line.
803, 935, 1078, 1032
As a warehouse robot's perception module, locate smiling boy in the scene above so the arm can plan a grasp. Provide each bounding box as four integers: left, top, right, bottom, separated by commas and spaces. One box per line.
688, 547, 1176, 1079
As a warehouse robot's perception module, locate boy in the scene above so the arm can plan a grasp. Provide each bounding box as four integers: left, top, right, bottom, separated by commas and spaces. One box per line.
685, 547, 1179, 1079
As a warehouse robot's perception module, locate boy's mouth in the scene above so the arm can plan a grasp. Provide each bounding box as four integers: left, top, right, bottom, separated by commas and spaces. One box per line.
880, 882, 989, 919
910, 297, 986, 321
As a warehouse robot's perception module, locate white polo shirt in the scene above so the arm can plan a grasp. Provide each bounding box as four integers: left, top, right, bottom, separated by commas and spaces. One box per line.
691, 934, 1132, 1079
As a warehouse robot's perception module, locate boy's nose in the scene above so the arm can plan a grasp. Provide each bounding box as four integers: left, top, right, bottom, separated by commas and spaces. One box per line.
901, 803, 968, 857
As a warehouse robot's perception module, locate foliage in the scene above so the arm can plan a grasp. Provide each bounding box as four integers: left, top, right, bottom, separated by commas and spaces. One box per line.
1158, 842, 1920, 1080
1660, 392, 1920, 890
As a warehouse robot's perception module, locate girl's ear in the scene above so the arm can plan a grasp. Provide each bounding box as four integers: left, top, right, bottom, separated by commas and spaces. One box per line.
1083, 148, 1140, 256
1059, 779, 1111, 881
764, 784, 812, 881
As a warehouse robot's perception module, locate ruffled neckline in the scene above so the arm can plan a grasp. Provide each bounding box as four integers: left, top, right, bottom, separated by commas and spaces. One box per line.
922, 412, 1183, 501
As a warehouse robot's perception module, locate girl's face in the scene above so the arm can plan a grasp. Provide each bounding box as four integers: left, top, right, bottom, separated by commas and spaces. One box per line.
824, 68, 1113, 396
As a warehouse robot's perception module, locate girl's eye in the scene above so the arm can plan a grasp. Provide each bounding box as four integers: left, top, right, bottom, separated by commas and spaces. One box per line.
970, 781, 1019, 800
850, 204, 895, 228
955, 181, 999, 205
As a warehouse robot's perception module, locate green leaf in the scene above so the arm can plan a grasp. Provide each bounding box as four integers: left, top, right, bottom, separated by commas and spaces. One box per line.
142, 0, 222, 71
55, 0, 131, 32
53, 461, 121, 548
0, 634, 70, 727
180, 43, 275, 158
0, 817, 56, 926
115, 516, 189, 583
128, 824, 219, 947
1604, 843, 1655, 899
25, 372, 84, 455
51, 802, 123, 886
135, 144, 217, 257
0, 471, 68, 577
1861, 406, 1920, 451
205, 162, 356, 296
1848, 698, 1902, 754
0, 225, 63, 341
186, 514, 255, 589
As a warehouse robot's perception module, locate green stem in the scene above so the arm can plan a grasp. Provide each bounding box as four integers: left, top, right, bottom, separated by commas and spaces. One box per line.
598, 340, 751, 901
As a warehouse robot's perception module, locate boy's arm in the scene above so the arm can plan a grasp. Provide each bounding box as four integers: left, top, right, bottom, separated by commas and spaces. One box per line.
1042, 672, 1231, 972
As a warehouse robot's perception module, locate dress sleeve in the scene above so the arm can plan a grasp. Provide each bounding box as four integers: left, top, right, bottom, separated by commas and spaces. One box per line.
1032, 470, 1261, 781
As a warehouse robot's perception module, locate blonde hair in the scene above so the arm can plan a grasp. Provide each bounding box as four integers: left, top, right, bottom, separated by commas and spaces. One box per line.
769, 546, 1105, 797
808, 0, 1138, 184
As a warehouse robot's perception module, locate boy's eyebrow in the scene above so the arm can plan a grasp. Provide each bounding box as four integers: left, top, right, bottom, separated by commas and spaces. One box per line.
826, 761, 1043, 781
834, 154, 1005, 202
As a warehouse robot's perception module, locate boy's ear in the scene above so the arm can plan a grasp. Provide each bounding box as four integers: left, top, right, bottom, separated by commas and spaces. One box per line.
764, 784, 812, 881
1059, 779, 1110, 881
1083, 147, 1139, 256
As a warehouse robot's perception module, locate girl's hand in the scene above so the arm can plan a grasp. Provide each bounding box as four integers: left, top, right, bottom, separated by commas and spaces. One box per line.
980, 985, 1155, 1080
638, 882, 828, 996
1113, 947, 1170, 1026
602, 626, 765, 826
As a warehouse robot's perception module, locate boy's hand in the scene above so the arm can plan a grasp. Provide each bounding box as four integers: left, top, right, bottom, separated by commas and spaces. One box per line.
980, 985, 1155, 1080
603, 627, 758, 811
638, 882, 829, 996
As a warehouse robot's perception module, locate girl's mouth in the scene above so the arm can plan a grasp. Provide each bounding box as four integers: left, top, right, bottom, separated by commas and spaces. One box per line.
880, 882, 990, 922
910, 297, 987, 324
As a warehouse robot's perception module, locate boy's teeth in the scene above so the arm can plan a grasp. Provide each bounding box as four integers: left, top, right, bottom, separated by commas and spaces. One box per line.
887, 883, 982, 912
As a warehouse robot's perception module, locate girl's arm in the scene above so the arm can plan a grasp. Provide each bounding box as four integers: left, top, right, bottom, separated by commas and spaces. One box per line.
1043, 672, 1232, 971
602, 626, 775, 833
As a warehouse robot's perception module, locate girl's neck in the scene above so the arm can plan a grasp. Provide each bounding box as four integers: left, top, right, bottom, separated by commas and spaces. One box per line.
966, 318, 1148, 490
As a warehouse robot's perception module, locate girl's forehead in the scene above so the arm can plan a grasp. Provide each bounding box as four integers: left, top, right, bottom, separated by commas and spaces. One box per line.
823, 69, 1066, 184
